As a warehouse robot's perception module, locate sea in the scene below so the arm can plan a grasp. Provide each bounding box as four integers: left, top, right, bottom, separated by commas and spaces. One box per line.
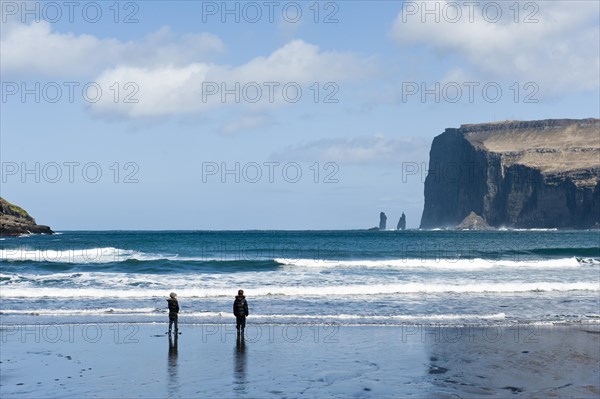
1, 230, 599, 327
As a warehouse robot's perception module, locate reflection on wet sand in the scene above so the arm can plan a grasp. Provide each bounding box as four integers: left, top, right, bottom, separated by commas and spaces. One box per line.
234, 335, 247, 393
168, 335, 178, 396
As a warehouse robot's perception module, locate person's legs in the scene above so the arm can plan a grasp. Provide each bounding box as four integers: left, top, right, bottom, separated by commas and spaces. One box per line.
169, 314, 177, 333
174, 315, 178, 333
240, 316, 246, 333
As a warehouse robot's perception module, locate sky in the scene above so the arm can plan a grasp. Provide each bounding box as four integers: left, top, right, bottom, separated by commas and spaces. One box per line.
1, 0, 599, 230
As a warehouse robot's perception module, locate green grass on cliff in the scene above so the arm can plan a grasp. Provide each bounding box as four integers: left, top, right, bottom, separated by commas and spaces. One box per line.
0, 197, 31, 218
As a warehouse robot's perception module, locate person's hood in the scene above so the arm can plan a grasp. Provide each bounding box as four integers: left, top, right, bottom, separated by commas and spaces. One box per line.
167, 298, 177, 302
235, 295, 245, 300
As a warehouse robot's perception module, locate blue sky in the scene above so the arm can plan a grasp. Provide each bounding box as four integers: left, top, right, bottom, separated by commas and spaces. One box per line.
1, 0, 599, 230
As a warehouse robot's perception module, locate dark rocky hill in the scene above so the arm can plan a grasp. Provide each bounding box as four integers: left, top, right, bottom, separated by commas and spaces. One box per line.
0, 197, 53, 236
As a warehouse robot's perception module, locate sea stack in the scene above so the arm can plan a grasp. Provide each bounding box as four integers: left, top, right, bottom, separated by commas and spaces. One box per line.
455, 211, 491, 230
0, 197, 53, 236
379, 212, 387, 230
397, 212, 406, 230
420, 119, 600, 229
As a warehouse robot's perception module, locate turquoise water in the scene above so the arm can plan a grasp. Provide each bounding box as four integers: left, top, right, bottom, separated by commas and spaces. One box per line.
1, 230, 599, 325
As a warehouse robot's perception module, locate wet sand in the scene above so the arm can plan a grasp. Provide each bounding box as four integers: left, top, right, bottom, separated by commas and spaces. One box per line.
1, 323, 598, 398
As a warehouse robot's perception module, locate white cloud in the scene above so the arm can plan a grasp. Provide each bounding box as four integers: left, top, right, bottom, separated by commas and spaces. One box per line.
1, 22, 224, 78
91, 64, 211, 117
90, 40, 373, 117
2, 21, 373, 118
2, 21, 119, 77
390, 1, 600, 94
270, 135, 430, 164
219, 40, 370, 83
220, 115, 270, 135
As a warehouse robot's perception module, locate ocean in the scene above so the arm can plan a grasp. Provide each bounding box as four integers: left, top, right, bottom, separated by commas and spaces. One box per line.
1, 230, 599, 327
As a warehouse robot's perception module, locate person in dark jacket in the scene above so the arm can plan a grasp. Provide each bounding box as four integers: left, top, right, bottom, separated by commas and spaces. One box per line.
167, 292, 179, 334
233, 289, 249, 335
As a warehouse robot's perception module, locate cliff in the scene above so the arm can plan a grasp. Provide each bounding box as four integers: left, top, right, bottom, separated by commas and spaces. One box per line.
420, 119, 600, 229
0, 197, 53, 236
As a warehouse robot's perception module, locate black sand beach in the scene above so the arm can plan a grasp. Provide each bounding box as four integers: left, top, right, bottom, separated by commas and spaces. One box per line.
1, 323, 598, 398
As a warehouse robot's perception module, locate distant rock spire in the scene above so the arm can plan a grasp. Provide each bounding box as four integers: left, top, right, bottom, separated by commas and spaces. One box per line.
379, 212, 387, 230
397, 212, 406, 230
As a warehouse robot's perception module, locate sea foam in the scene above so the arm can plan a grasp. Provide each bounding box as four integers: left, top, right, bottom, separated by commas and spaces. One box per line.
1, 282, 597, 299
275, 257, 585, 269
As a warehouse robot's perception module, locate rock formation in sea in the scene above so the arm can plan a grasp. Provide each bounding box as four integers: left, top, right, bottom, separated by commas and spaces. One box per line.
420, 119, 600, 229
0, 197, 53, 236
455, 211, 491, 230
379, 212, 387, 230
397, 212, 406, 230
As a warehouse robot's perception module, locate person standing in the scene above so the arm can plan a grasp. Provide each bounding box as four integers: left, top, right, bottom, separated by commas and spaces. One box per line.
233, 289, 249, 336
167, 292, 179, 335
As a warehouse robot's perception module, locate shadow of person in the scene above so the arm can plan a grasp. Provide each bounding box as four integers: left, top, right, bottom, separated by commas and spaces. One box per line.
168, 334, 179, 394
234, 335, 247, 393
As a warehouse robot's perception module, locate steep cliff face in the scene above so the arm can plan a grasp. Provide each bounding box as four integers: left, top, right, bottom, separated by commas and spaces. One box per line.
0, 197, 53, 236
420, 119, 600, 229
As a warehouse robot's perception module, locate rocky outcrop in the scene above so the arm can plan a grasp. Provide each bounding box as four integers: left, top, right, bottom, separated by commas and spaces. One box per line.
456, 211, 491, 230
0, 197, 53, 236
379, 212, 387, 230
420, 119, 600, 229
397, 212, 406, 230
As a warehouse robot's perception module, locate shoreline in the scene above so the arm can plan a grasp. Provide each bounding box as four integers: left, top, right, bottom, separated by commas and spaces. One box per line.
2, 319, 600, 327
2, 323, 598, 398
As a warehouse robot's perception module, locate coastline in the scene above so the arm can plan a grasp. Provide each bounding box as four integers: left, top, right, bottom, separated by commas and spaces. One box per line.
1, 323, 598, 398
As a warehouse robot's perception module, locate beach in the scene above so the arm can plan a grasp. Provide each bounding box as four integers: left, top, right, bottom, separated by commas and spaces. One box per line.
1, 230, 599, 397
1, 323, 599, 398
3, 0, 599, 396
